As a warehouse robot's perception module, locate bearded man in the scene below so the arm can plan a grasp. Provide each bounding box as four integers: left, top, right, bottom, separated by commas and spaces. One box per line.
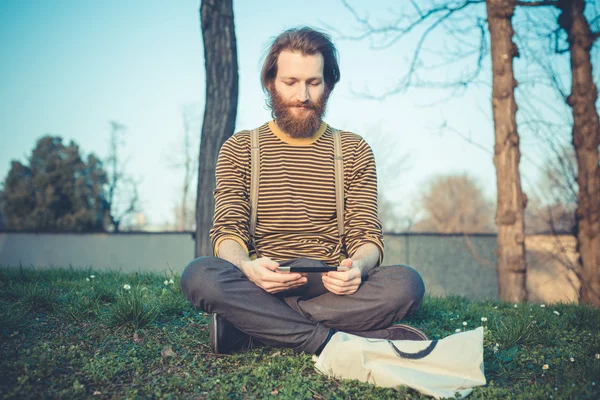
181, 27, 426, 355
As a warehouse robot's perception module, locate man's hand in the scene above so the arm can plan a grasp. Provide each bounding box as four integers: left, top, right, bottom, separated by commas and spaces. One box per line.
240, 257, 307, 294
322, 258, 362, 295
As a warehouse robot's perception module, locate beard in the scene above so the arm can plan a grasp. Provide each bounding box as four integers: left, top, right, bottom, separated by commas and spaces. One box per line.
270, 86, 331, 139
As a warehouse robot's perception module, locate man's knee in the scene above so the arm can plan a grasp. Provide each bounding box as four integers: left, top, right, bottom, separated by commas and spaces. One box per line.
180, 256, 228, 309
377, 265, 425, 309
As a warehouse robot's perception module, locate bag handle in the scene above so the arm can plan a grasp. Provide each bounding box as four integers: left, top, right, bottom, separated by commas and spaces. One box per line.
389, 340, 438, 360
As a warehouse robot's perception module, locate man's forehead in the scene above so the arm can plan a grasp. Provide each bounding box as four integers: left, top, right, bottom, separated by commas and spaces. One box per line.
276, 50, 324, 77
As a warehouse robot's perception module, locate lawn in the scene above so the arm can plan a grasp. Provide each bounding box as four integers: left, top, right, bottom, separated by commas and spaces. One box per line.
0, 266, 599, 399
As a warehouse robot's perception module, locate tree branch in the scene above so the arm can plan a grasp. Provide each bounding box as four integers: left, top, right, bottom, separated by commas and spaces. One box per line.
516, 0, 558, 7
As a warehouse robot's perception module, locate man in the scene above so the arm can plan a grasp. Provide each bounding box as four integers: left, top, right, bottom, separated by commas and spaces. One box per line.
181, 27, 426, 355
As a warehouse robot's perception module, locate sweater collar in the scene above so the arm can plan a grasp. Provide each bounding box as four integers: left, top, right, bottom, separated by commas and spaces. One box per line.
268, 120, 327, 146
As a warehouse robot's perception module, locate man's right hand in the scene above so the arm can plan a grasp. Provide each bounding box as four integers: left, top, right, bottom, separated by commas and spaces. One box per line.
240, 257, 307, 294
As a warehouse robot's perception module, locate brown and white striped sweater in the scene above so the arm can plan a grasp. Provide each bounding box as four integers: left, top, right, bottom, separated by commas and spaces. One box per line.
209, 120, 384, 267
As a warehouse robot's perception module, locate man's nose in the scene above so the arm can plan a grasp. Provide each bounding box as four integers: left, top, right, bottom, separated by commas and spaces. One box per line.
295, 83, 309, 102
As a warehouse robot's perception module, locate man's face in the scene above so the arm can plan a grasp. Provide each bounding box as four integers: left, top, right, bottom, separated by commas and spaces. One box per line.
270, 50, 330, 138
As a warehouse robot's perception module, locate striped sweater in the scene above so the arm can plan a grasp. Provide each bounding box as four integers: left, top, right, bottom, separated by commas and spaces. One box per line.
209, 120, 384, 267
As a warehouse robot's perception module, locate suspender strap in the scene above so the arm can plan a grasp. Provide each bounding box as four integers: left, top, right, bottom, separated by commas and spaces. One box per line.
248, 127, 345, 245
249, 128, 260, 238
332, 129, 345, 238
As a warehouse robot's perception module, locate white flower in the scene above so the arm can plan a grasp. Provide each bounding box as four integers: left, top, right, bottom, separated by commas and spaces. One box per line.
596, 354, 600, 359
481, 317, 487, 322
169, 278, 174, 284
462, 321, 468, 326
540, 304, 546, 308
494, 306, 498, 309
86, 278, 90, 282
90, 275, 95, 279
553, 310, 560, 316
123, 284, 131, 290
542, 364, 549, 370
455, 328, 461, 333
570, 357, 575, 362
514, 304, 518, 308
164, 280, 169, 285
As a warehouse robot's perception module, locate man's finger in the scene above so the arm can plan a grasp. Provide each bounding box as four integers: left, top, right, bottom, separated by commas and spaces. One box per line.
324, 275, 358, 287
267, 281, 307, 293
263, 270, 304, 283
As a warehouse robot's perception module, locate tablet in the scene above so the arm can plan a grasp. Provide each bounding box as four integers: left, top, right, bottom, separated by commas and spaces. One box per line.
276, 266, 348, 273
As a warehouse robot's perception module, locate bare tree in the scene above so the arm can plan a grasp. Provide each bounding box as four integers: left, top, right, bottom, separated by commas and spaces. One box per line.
167, 105, 200, 231
338, 0, 528, 301
557, 0, 600, 305
195, 0, 239, 257
486, 0, 529, 302
411, 173, 495, 233
105, 121, 140, 232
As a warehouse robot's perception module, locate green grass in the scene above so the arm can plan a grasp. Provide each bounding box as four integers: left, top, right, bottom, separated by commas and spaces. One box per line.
0, 266, 599, 399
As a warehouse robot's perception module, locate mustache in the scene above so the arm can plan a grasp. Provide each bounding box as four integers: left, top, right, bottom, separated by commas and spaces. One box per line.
286, 101, 318, 110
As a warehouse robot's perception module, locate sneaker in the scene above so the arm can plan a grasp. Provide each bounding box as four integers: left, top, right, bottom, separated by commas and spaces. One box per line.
346, 324, 428, 341
209, 313, 253, 354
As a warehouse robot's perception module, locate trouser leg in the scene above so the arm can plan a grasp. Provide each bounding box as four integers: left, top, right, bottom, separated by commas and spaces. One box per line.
282, 264, 425, 332
180, 256, 330, 354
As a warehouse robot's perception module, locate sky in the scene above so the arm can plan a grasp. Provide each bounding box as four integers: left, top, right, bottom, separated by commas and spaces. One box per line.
0, 0, 592, 229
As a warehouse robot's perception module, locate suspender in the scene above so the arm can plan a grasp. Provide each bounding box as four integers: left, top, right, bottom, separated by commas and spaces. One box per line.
332, 129, 345, 238
248, 127, 345, 244
249, 128, 260, 237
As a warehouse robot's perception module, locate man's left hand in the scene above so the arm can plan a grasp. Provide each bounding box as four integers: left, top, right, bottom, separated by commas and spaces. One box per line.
322, 258, 362, 295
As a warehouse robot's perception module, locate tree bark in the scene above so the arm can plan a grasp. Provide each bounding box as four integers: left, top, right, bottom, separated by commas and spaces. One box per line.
486, 0, 528, 302
195, 0, 239, 257
558, 0, 600, 306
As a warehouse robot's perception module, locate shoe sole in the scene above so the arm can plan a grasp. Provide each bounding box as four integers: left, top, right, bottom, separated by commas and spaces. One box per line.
211, 313, 219, 354
395, 324, 429, 340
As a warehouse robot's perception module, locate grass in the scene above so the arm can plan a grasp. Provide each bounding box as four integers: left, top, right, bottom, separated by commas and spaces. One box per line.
0, 266, 598, 399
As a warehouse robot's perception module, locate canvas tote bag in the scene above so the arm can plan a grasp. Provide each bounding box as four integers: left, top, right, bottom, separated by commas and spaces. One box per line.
314, 327, 486, 399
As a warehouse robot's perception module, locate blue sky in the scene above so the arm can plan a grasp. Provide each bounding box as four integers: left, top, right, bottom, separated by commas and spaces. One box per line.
0, 0, 590, 228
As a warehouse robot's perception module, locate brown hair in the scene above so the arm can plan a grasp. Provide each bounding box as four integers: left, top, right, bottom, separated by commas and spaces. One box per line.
261, 27, 341, 95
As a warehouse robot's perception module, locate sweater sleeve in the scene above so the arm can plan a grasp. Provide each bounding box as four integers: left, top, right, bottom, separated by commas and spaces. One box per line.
209, 133, 251, 256
343, 137, 385, 265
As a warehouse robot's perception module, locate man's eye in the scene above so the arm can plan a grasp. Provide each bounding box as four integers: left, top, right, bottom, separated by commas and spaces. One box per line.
310, 82, 322, 86
284, 82, 295, 86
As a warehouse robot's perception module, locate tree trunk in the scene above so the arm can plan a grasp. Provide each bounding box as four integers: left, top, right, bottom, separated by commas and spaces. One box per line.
558, 0, 600, 306
486, 0, 528, 302
195, 0, 239, 257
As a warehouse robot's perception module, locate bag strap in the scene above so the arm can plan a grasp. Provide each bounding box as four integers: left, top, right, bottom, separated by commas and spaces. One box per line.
249, 128, 260, 238
248, 127, 345, 243
332, 129, 345, 238
389, 340, 438, 360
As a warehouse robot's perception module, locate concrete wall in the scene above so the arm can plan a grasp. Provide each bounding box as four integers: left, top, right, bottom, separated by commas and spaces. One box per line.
0, 232, 196, 274
0, 232, 579, 303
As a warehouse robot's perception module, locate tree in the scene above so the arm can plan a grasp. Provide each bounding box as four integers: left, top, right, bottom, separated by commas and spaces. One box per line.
0, 189, 6, 230
339, 0, 528, 301
195, 0, 239, 257
105, 121, 140, 232
167, 105, 200, 232
411, 174, 495, 233
557, 0, 600, 305
2, 136, 108, 231
526, 145, 577, 234
486, 0, 528, 302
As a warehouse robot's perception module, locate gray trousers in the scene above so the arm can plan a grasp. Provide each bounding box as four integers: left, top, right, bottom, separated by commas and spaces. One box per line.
180, 256, 425, 354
